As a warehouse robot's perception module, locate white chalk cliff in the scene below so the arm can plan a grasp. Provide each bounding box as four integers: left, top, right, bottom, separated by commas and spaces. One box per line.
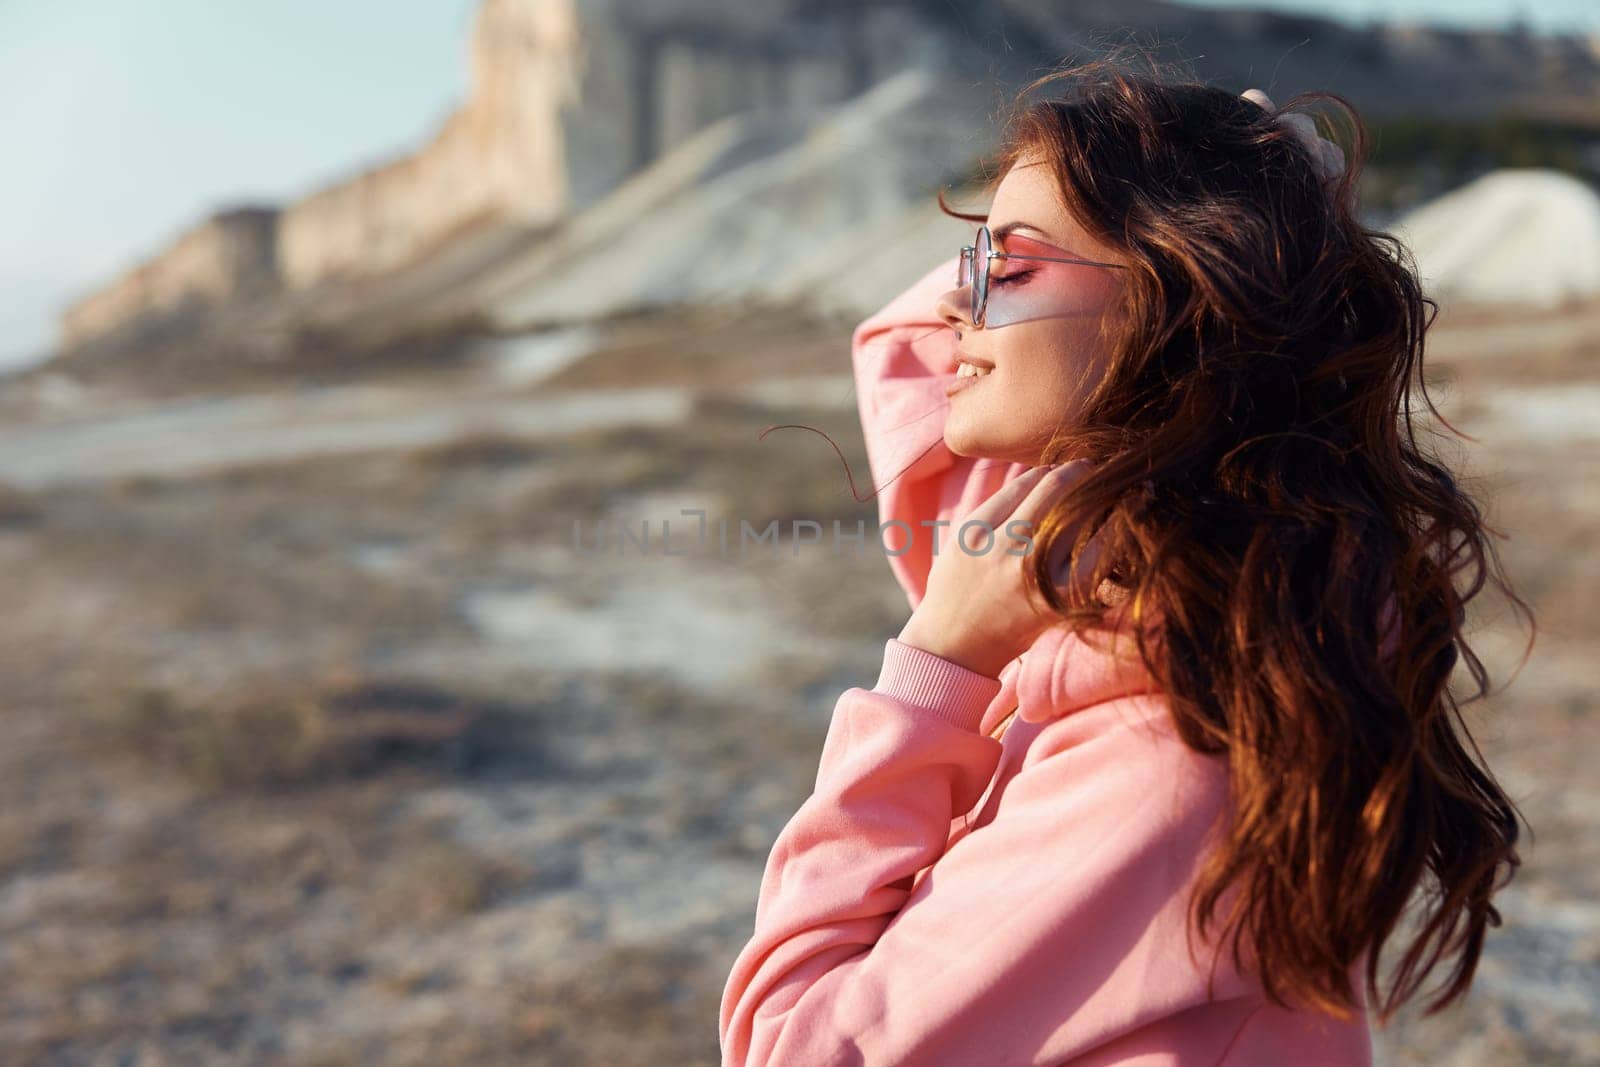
55, 0, 1600, 356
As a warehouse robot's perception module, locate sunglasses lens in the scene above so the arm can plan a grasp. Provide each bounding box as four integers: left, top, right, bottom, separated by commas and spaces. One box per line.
973, 227, 991, 323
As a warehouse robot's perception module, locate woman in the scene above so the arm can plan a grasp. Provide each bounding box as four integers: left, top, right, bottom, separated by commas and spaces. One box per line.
718, 55, 1530, 1066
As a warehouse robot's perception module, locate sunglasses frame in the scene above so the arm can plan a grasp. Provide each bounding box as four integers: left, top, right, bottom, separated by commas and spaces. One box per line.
959, 224, 1129, 328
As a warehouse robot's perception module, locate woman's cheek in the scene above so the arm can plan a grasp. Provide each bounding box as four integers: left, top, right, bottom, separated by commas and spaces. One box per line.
983, 266, 1113, 328
982, 285, 1059, 327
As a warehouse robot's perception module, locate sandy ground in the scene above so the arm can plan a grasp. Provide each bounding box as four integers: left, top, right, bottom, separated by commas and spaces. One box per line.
0, 295, 1593, 1064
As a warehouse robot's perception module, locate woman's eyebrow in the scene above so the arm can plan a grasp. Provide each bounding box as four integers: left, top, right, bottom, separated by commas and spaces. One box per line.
991, 220, 1060, 244
989, 220, 1096, 259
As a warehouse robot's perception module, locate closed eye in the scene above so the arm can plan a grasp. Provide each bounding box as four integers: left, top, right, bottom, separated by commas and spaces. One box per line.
991, 270, 1035, 288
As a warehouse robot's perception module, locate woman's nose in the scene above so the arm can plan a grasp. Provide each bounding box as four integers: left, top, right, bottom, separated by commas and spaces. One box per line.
935, 286, 973, 335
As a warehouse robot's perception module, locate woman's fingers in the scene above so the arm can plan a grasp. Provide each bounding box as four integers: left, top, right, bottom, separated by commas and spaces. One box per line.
961, 460, 1092, 560
960, 460, 1101, 563
1007, 459, 1095, 531
1008, 460, 1109, 593
960, 465, 1053, 533
1241, 88, 1274, 111
1241, 88, 1345, 182
1044, 510, 1110, 589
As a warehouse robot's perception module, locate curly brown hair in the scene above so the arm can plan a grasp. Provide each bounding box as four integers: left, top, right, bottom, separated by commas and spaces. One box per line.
900, 48, 1535, 1023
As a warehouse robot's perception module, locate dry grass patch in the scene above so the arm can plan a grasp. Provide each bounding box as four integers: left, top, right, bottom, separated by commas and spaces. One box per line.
80, 671, 552, 794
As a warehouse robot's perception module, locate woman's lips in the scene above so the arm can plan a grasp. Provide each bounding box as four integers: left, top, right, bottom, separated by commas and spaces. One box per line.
947, 355, 993, 396
946, 370, 987, 397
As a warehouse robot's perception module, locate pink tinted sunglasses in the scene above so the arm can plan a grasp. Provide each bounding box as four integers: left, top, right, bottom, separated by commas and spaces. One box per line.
958, 224, 1128, 327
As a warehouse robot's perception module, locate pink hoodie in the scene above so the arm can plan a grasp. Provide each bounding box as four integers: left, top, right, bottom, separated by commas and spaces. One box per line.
717, 255, 1376, 1065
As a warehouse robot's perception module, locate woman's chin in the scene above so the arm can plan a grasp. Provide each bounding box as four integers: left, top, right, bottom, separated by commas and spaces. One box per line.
943, 425, 1007, 462
944, 424, 1046, 467
942, 425, 979, 458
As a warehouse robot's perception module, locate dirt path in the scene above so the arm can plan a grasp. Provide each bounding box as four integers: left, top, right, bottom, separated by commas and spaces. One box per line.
0, 372, 858, 490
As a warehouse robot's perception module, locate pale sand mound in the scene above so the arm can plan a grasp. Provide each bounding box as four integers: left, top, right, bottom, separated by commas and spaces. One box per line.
1390, 167, 1600, 309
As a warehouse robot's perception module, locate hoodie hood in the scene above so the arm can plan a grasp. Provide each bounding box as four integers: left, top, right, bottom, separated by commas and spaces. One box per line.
979, 603, 1164, 736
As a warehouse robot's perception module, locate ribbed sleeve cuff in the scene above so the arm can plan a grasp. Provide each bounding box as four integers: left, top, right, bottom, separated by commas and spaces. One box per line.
872, 638, 1004, 733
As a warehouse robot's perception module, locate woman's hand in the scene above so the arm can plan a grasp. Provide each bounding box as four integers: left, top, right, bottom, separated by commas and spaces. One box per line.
896, 460, 1107, 678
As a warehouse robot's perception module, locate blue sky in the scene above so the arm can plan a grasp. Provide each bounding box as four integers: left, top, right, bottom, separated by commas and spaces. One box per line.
1, 0, 477, 370
2, 0, 1595, 371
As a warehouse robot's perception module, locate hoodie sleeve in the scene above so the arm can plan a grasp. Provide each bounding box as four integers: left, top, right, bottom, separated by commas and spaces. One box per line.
850, 255, 1032, 611
717, 638, 1252, 1067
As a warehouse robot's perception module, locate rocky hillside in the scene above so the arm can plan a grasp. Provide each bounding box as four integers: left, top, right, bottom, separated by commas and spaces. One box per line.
51, 0, 1600, 367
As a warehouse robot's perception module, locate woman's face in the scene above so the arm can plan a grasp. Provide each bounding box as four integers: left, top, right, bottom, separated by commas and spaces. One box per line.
934, 154, 1129, 465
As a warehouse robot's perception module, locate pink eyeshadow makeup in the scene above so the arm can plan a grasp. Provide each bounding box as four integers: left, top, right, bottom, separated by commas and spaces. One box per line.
982, 232, 1122, 328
